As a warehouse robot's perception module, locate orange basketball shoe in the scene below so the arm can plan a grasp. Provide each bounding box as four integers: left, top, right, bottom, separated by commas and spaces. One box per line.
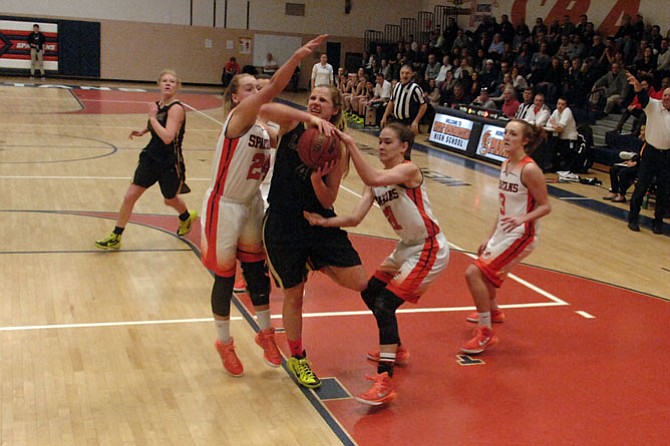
255, 327, 282, 367
366, 345, 410, 366
466, 309, 506, 323
460, 326, 499, 355
214, 338, 244, 377
355, 372, 397, 406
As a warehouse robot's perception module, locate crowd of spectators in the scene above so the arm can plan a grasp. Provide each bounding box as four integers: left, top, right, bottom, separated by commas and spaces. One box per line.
351, 12, 670, 127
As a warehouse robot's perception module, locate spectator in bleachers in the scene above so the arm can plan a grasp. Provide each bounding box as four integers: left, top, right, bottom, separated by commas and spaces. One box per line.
467, 70, 482, 100
655, 39, 670, 88
536, 56, 563, 103
525, 93, 551, 126
555, 35, 572, 60
511, 65, 528, 92
603, 126, 645, 203
471, 87, 496, 109
546, 96, 579, 171
559, 15, 576, 37
488, 33, 505, 59
514, 42, 533, 73
516, 17, 530, 38
568, 34, 587, 60
449, 82, 471, 107
588, 34, 606, 62
648, 25, 663, 52
591, 62, 628, 114
598, 37, 616, 70
515, 87, 534, 120
500, 86, 521, 117
634, 47, 656, 82
499, 14, 516, 43
532, 17, 548, 39
576, 14, 589, 36
424, 53, 441, 85
435, 55, 453, 89
452, 29, 470, 54
480, 59, 498, 90
616, 77, 655, 134
529, 42, 551, 83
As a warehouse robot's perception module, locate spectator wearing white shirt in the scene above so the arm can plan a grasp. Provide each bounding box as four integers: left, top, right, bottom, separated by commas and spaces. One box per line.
546, 97, 578, 172
524, 94, 551, 126
311, 53, 334, 89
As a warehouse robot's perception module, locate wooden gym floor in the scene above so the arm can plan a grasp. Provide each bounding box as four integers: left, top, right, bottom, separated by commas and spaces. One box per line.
0, 77, 668, 445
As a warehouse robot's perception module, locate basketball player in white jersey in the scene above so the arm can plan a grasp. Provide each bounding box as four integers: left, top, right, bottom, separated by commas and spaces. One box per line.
305, 122, 449, 406
201, 34, 334, 377
461, 119, 551, 355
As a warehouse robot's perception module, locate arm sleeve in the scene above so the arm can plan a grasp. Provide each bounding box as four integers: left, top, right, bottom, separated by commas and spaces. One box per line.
637, 89, 650, 109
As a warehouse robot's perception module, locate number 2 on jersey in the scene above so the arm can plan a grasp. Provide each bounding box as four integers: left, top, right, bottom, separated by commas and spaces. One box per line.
247, 153, 270, 180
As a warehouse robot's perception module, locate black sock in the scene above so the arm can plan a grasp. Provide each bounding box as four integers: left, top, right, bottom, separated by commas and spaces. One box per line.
179, 210, 190, 221
378, 361, 394, 377
113, 226, 125, 235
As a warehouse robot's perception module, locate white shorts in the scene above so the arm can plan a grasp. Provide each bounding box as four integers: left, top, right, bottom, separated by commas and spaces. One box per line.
200, 190, 265, 277
375, 232, 449, 303
475, 231, 537, 288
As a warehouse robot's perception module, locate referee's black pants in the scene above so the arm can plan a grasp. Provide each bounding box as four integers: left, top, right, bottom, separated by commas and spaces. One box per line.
629, 144, 670, 225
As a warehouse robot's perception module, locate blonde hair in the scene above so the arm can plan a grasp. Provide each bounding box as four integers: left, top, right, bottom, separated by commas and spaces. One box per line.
158, 69, 181, 89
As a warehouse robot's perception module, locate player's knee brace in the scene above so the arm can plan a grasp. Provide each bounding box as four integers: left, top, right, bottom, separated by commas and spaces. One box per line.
372, 290, 404, 345
361, 276, 387, 312
241, 260, 270, 307
211, 274, 235, 317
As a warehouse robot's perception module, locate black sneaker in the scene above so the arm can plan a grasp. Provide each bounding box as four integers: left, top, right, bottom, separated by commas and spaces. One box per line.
652, 222, 664, 235
627, 221, 640, 232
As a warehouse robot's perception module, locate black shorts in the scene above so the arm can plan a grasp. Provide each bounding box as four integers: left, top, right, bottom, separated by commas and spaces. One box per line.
132, 154, 182, 199
263, 209, 362, 289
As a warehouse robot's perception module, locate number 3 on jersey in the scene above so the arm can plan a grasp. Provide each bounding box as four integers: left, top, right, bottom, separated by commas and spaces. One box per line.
247, 153, 270, 180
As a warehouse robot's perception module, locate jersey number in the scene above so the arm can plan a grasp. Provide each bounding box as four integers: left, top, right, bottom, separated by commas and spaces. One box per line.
499, 193, 506, 215
383, 207, 403, 230
247, 153, 270, 180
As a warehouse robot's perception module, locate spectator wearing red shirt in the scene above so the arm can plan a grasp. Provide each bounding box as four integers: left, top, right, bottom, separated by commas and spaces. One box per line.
501, 86, 520, 118
222, 57, 240, 88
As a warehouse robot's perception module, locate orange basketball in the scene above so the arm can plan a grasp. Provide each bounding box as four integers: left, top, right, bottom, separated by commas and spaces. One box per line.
297, 127, 340, 169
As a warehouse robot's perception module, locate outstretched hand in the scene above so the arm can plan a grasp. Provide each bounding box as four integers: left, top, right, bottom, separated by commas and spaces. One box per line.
626, 71, 641, 90
334, 128, 355, 146
295, 34, 329, 60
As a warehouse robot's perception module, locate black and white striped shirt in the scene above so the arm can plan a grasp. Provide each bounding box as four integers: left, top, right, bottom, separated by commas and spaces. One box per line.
390, 81, 425, 121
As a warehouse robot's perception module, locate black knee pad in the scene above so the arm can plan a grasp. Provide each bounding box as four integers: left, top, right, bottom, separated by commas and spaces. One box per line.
372, 290, 404, 345
361, 276, 387, 311
241, 261, 270, 307
211, 274, 234, 317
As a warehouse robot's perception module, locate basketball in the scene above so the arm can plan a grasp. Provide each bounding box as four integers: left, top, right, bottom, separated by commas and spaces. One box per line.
297, 127, 340, 169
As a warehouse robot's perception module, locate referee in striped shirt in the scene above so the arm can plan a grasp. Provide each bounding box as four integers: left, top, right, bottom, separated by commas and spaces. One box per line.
381, 64, 427, 135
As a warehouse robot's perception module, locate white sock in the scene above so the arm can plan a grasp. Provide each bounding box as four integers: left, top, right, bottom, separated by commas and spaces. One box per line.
478, 312, 492, 329
256, 309, 272, 331
379, 352, 397, 363
215, 319, 230, 342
